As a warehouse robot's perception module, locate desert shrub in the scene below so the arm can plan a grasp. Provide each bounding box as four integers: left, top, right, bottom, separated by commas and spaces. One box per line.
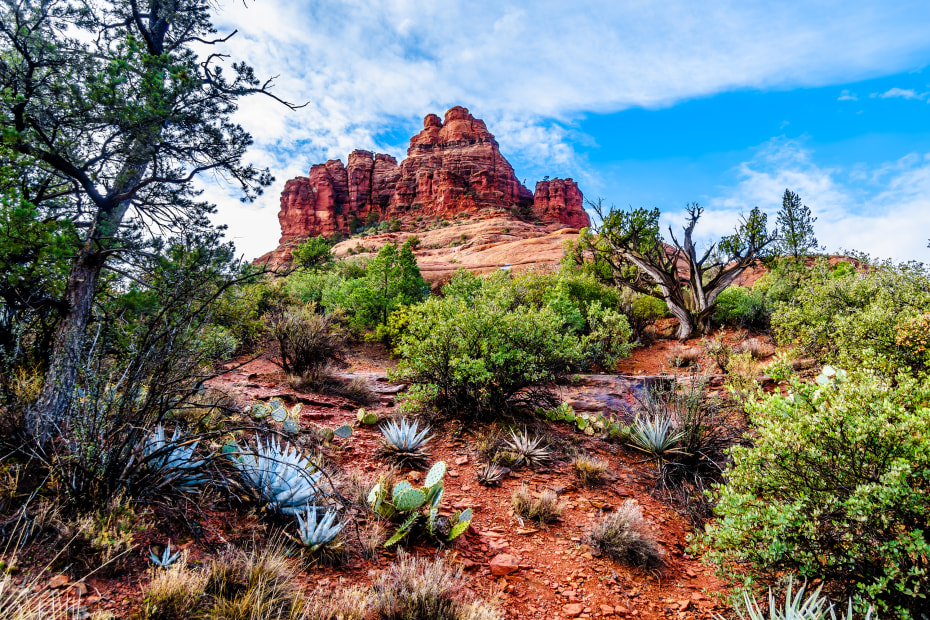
139, 561, 205, 620
264, 302, 346, 376
511, 485, 564, 525
579, 302, 633, 370
668, 344, 702, 368
343, 240, 428, 332
291, 235, 334, 270
732, 337, 771, 360
587, 500, 664, 569
197, 325, 240, 362
732, 580, 874, 620
56, 501, 138, 577
703, 365, 930, 618
202, 541, 304, 619
572, 455, 607, 486
772, 258, 930, 376
703, 337, 732, 372
288, 364, 375, 404
626, 294, 669, 340
392, 272, 585, 416
713, 286, 770, 331
369, 551, 502, 620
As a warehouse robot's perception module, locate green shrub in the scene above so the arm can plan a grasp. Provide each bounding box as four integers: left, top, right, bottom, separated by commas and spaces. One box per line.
772, 259, 930, 376
713, 285, 769, 330
196, 325, 240, 361
579, 302, 633, 370
291, 235, 333, 270
627, 294, 668, 338
702, 365, 930, 618
391, 272, 585, 416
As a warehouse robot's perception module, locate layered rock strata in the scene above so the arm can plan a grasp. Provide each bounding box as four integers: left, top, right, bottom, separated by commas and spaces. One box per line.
275, 106, 589, 244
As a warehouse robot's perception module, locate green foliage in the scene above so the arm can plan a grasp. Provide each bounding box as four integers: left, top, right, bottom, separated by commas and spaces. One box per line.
291, 235, 334, 270
771, 259, 930, 376
391, 271, 586, 416
703, 366, 930, 618
729, 579, 874, 620
264, 302, 346, 376
713, 286, 769, 330
773, 189, 819, 260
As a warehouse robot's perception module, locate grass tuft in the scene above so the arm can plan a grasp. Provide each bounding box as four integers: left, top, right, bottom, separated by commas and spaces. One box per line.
511, 485, 564, 525
587, 500, 664, 569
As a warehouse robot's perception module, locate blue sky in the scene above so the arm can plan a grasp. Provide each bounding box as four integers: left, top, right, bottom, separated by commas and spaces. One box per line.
201, 1, 930, 261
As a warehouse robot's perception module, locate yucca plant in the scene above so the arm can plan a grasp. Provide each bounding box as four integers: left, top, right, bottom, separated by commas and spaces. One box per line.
476, 462, 508, 487
229, 435, 323, 515
379, 418, 433, 468
728, 579, 874, 620
505, 428, 551, 468
627, 414, 685, 460
290, 505, 347, 561
142, 424, 209, 492
148, 541, 182, 568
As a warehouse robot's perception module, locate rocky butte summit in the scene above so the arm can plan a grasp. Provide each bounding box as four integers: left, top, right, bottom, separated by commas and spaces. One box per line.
259, 106, 590, 267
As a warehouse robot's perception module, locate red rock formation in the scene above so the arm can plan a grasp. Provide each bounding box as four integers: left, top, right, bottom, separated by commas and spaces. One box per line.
533, 178, 588, 228
274, 106, 589, 246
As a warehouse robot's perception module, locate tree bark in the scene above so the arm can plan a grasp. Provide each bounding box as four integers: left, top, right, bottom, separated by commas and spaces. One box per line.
26, 242, 103, 440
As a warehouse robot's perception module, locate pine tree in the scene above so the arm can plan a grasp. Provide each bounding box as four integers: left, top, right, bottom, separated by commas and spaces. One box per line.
775, 189, 819, 260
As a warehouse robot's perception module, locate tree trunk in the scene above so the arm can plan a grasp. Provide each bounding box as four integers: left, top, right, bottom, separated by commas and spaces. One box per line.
27, 242, 104, 440
666, 301, 695, 340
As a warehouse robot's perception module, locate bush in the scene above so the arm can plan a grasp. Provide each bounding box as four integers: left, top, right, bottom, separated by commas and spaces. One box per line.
713, 285, 769, 331
391, 272, 585, 416
703, 366, 930, 618
587, 500, 664, 569
772, 259, 930, 376
369, 551, 502, 620
627, 294, 669, 339
264, 302, 346, 376
511, 485, 564, 525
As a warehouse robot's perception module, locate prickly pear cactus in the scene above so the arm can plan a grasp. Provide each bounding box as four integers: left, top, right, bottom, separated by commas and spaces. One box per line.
424, 461, 446, 489
282, 419, 300, 434
334, 425, 352, 439
356, 409, 379, 425
393, 488, 426, 512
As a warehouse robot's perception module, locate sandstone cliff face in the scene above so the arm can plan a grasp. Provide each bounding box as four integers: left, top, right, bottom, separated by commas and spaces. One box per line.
275, 106, 589, 245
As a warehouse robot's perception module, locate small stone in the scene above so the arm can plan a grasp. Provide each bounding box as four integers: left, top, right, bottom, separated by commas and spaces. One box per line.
678, 600, 691, 611
563, 603, 585, 617
600, 604, 615, 615
454, 456, 469, 465
48, 574, 69, 589
489, 554, 519, 576
71, 582, 88, 597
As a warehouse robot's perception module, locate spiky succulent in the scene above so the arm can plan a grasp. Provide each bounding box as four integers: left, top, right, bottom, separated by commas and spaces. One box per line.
627, 414, 684, 460
291, 505, 347, 554
229, 435, 323, 514
148, 541, 182, 567
505, 428, 551, 468
143, 425, 208, 492
729, 579, 873, 620
379, 418, 433, 467
476, 462, 508, 486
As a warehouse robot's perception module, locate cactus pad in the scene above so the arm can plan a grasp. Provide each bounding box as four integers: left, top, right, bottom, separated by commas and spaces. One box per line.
425, 461, 447, 488
393, 488, 426, 512
392, 481, 412, 500
456, 508, 473, 524
282, 419, 300, 434
447, 519, 470, 541
334, 425, 352, 439
271, 406, 288, 423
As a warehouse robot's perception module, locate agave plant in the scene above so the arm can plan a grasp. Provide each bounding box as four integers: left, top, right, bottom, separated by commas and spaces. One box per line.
148, 541, 182, 568
728, 579, 874, 620
379, 418, 433, 467
505, 428, 551, 468
627, 414, 685, 460
229, 435, 323, 515
142, 425, 208, 492
476, 462, 508, 487
290, 505, 347, 553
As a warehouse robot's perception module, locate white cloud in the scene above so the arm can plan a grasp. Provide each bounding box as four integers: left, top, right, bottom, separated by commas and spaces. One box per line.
706, 138, 930, 262
872, 87, 928, 99
199, 0, 930, 259
837, 89, 858, 101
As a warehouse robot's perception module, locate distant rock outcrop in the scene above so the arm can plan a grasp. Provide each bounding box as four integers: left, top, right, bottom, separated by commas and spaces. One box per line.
271, 106, 589, 250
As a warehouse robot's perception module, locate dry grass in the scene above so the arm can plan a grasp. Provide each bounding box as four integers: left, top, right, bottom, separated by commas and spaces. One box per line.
572, 455, 608, 486
369, 551, 501, 620
732, 338, 772, 360
202, 540, 303, 620
288, 365, 376, 404
587, 500, 665, 569
300, 584, 369, 620
511, 485, 564, 525
702, 337, 732, 372
138, 558, 205, 620
0, 574, 70, 620
668, 344, 702, 368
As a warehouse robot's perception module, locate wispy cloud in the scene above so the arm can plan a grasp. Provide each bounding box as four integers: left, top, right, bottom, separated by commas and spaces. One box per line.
871, 87, 928, 99
837, 89, 858, 101
705, 138, 930, 262
201, 0, 930, 259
